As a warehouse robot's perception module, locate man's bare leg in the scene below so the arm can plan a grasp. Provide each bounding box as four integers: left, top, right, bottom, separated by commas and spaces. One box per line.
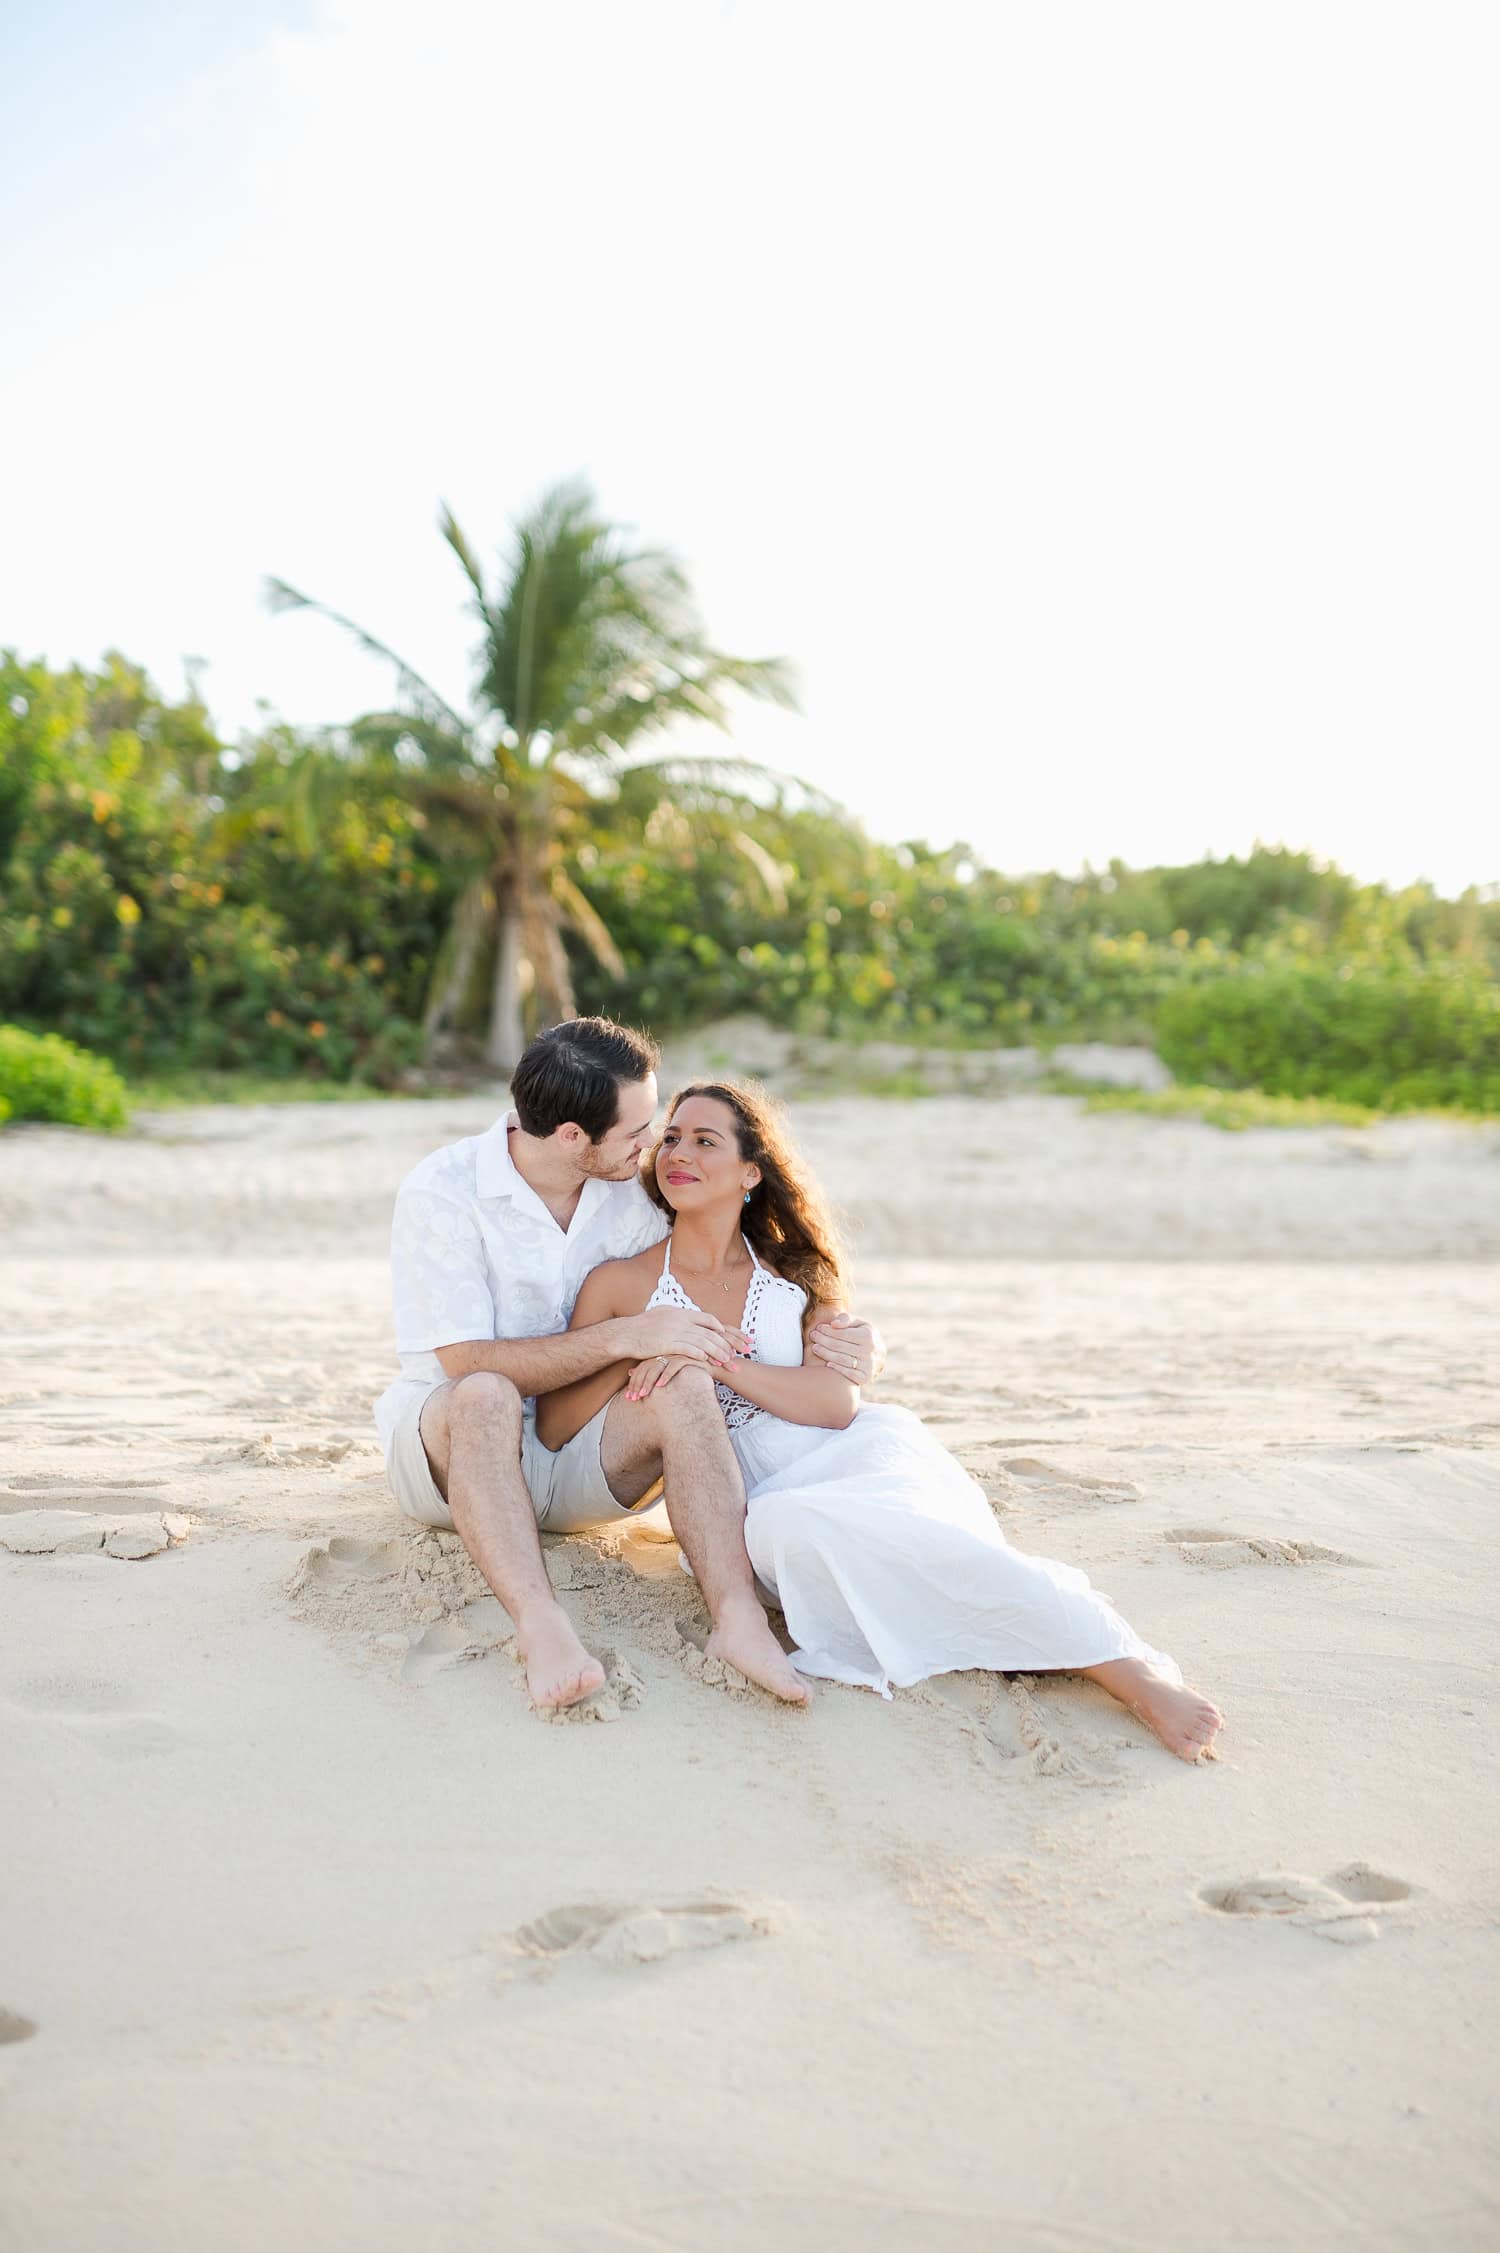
600, 1368, 810, 1706
420, 1374, 605, 1712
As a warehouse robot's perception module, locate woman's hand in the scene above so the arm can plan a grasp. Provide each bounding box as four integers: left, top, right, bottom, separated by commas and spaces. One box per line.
624, 1352, 713, 1402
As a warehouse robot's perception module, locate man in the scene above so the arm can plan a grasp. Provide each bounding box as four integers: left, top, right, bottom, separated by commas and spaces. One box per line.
374, 1016, 881, 1712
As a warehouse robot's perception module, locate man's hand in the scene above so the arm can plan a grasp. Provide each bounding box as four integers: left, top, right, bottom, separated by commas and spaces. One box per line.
613, 1305, 751, 1368
808, 1312, 884, 1386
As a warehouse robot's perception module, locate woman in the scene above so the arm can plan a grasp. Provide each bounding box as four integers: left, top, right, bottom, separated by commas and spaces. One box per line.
538, 1082, 1223, 1761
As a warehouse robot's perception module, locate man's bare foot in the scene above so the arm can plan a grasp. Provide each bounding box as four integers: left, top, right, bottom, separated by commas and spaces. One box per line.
705, 1600, 811, 1706
516, 1603, 607, 1712
1108, 1663, 1224, 1762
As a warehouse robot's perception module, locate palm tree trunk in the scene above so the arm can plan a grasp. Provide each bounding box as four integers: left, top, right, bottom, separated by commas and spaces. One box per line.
422, 875, 492, 1056
485, 897, 526, 1072
527, 898, 578, 1031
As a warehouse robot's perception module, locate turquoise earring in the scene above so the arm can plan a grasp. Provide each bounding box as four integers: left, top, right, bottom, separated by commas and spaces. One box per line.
744, 1189, 752, 1204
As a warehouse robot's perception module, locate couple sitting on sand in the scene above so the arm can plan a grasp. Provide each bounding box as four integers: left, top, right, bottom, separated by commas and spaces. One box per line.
374, 1016, 1223, 1761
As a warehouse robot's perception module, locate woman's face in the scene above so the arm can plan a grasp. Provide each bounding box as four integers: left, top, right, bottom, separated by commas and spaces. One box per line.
655, 1095, 759, 1212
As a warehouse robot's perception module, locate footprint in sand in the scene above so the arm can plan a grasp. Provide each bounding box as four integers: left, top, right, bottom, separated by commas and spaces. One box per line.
925, 1672, 1123, 1785
0, 2009, 38, 2045
297, 1534, 408, 1588
1199, 1865, 1415, 1945
400, 1615, 506, 1684
0, 1509, 191, 1559
1001, 1459, 1141, 1509
997, 1675, 1124, 1784
2, 1474, 163, 1504
209, 1435, 360, 1469
288, 1535, 418, 1648
926, 1673, 1041, 1777
1165, 1527, 1366, 1569
507, 1897, 768, 1967
5, 1674, 180, 1760
397, 1608, 644, 1722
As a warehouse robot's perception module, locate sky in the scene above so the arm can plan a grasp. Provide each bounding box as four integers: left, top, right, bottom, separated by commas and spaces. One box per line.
4, 0, 1497, 895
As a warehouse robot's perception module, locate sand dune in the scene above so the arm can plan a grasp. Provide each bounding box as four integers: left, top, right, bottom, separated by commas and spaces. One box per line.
2, 1085, 1498, 2250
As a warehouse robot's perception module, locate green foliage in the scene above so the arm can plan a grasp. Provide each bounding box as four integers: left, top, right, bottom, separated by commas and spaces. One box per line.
1076, 1084, 1380, 1130
0, 654, 437, 1085
1157, 962, 1500, 1112
3, 649, 1497, 1114
0, 1025, 129, 1130
570, 824, 1225, 1043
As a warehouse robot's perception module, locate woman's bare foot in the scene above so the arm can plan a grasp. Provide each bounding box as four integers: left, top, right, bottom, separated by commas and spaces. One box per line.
1086, 1658, 1224, 1763
515, 1602, 607, 1712
706, 1598, 811, 1706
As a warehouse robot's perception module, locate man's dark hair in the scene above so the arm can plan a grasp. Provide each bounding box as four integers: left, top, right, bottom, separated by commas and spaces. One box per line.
510, 1017, 660, 1142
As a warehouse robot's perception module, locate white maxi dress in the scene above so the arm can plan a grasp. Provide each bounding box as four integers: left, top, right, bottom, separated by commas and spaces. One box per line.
649, 1237, 1180, 1699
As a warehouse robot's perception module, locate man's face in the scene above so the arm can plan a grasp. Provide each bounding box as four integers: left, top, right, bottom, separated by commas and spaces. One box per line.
577, 1073, 659, 1182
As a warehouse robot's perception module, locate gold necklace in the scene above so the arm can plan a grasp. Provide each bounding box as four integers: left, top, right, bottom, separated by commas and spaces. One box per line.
673, 1254, 750, 1296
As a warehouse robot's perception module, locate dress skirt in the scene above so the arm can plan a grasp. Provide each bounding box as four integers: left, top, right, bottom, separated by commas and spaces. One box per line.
734, 1403, 1180, 1699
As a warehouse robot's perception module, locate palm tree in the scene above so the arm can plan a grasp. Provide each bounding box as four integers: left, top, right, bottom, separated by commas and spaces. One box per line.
266, 479, 797, 1067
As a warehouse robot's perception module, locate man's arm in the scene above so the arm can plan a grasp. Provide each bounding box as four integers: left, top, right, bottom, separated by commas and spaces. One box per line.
435, 1318, 634, 1396
392, 1181, 734, 1404
435, 1294, 739, 1399
527, 1266, 635, 1451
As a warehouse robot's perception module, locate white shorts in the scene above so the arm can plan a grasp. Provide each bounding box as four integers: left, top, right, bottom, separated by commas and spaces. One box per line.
383, 1389, 658, 1535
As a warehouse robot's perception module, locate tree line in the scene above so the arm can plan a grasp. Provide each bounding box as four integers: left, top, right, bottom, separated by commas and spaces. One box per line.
2, 482, 1497, 1111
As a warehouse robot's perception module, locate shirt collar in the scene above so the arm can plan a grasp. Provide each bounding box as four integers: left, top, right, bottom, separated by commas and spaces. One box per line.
475, 1114, 617, 1237
474, 1113, 522, 1200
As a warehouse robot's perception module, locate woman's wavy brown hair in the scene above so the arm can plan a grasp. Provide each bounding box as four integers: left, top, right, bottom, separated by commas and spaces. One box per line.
643, 1080, 848, 1333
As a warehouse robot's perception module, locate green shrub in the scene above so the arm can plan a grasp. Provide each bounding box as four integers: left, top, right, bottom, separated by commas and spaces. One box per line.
0, 659, 446, 1086
1078, 1084, 1378, 1130
0, 1026, 130, 1130
1156, 963, 1500, 1112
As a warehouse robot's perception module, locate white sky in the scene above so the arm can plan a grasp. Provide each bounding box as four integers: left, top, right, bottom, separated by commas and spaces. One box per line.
5, 0, 1498, 894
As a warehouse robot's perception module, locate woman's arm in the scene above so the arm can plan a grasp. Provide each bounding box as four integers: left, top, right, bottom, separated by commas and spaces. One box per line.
535, 1261, 753, 1451
713, 1303, 858, 1431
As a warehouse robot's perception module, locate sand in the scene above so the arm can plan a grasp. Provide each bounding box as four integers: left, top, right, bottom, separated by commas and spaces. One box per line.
3, 1078, 1499, 2251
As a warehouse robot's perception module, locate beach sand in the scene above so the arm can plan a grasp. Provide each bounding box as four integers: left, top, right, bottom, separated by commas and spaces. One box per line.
3, 1083, 1499, 2251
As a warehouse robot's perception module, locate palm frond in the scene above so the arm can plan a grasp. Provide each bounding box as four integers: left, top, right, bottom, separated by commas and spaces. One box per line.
728, 827, 789, 913
347, 708, 479, 775
473, 478, 798, 772
263, 577, 465, 732
618, 752, 842, 821
480, 480, 604, 736
557, 653, 797, 763
550, 867, 626, 978
438, 503, 491, 615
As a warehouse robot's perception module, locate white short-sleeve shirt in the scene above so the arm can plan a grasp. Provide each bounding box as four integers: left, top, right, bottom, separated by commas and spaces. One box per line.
372, 1112, 668, 1455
